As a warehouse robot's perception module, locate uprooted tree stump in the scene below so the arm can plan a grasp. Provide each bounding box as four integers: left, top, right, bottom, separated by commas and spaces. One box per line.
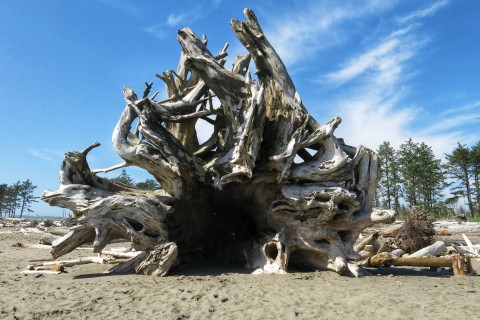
41, 8, 394, 276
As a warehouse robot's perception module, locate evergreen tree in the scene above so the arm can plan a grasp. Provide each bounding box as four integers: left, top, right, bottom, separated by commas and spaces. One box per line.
18, 179, 39, 218
471, 142, 480, 214
397, 139, 421, 207
445, 143, 475, 218
136, 179, 160, 191
0, 184, 8, 217
111, 169, 136, 187
377, 141, 401, 212
397, 139, 444, 212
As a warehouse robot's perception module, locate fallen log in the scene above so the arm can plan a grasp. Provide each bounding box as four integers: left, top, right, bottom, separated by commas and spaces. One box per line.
408, 241, 445, 258
367, 252, 452, 268
366, 252, 476, 276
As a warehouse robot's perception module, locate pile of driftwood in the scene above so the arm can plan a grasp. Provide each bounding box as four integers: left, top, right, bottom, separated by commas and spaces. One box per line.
354, 216, 479, 276
15, 218, 478, 277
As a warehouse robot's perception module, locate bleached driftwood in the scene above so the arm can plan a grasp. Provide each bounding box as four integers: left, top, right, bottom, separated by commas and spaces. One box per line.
21, 270, 62, 275
41, 8, 394, 276
101, 250, 142, 259
45, 227, 70, 236
29, 256, 105, 267
433, 222, 480, 235
39, 233, 59, 245
354, 232, 379, 253
408, 241, 446, 258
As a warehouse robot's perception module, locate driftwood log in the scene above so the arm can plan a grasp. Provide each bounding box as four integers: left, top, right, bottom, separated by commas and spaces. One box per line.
41, 8, 394, 276
367, 252, 476, 276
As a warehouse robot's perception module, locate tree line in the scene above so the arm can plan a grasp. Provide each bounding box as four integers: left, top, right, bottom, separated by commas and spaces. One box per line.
376, 139, 480, 219
0, 180, 38, 218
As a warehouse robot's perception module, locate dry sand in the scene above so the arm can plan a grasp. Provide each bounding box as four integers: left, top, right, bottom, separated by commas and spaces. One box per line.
1, 230, 479, 320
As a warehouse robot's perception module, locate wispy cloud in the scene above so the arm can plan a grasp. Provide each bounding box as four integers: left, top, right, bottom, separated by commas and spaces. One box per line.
167, 13, 189, 27
145, 3, 219, 40
398, 0, 450, 24
310, 1, 475, 157
440, 100, 480, 116
27, 148, 61, 162
145, 10, 202, 39
263, 0, 399, 67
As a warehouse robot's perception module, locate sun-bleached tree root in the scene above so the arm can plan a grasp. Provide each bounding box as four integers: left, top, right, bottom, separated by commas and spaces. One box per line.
42, 8, 394, 276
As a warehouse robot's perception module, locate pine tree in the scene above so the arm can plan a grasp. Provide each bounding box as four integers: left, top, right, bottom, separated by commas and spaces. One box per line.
397, 139, 444, 212
471, 142, 480, 214
136, 179, 160, 191
377, 141, 401, 213
445, 143, 475, 218
111, 169, 136, 187
18, 179, 39, 218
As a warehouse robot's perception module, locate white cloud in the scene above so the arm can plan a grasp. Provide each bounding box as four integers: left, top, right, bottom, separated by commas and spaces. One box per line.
317, 2, 477, 159
167, 13, 189, 27
323, 38, 399, 85
263, 0, 399, 67
398, 0, 450, 24
27, 149, 59, 162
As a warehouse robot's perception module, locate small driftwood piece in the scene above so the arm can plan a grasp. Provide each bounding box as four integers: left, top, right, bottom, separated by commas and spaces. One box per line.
452, 255, 476, 276
101, 250, 142, 259
21, 270, 62, 275
45, 227, 70, 236
29, 256, 105, 268
41, 8, 395, 276
39, 233, 60, 245
354, 232, 379, 253
380, 223, 402, 237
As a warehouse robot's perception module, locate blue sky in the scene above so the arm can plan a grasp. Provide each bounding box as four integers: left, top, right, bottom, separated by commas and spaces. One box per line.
1, 0, 479, 216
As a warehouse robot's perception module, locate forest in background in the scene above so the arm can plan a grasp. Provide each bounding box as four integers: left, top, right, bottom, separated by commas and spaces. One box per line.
376, 139, 480, 220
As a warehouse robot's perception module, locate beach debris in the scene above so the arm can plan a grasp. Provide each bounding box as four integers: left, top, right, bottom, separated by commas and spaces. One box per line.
21, 270, 62, 275
452, 255, 476, 276
367, 252, 453, 269
38, 233, 60, 245
394, 207, 436, 254
408, 241, 446, 258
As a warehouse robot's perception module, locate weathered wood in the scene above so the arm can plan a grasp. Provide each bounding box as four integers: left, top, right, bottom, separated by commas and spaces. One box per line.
39, 233, 59, 245
408, 241, 446, 258
41, 8, 395, 276
452, 255, 476, 276
367, 252, 452, 268
354, 232, 379, 253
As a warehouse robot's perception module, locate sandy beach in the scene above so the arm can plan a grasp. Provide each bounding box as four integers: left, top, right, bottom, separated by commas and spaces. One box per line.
0, 230, 479, 320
